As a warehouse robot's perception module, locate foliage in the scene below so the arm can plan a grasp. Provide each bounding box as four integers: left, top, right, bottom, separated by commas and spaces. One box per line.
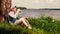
16, 7, 27, 9
0, 15, 60, 34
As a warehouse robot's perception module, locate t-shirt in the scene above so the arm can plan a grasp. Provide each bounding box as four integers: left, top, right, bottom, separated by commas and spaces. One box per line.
8, 11, 19, 23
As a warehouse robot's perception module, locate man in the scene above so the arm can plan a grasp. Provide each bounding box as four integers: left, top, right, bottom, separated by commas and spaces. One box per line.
8, 7, 32, 29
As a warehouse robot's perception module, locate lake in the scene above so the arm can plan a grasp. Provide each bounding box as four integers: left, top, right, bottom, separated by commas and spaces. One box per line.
20, 9, 60, 19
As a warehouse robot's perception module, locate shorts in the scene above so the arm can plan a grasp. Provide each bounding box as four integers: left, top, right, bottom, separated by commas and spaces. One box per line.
14, 18, 24, 25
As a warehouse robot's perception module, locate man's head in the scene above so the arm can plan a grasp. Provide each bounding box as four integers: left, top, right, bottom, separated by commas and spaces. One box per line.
10, 7, 17, 13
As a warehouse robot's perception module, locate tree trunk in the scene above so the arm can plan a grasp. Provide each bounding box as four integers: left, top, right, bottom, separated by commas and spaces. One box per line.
0, 0, 11, 22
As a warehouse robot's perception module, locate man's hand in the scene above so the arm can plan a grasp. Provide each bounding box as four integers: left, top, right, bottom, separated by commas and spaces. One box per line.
17, 9, 21, 12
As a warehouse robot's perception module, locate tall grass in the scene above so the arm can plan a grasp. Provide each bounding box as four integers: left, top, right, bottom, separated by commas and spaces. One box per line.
28, 15, 60, 34
0, 15, 60, 34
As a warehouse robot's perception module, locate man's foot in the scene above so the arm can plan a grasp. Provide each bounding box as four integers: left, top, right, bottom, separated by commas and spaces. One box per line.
28, 26, 32, 29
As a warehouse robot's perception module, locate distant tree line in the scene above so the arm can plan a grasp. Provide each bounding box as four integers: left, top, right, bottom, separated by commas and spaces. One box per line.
40, 8, 60, 10
16, 7, 27, 9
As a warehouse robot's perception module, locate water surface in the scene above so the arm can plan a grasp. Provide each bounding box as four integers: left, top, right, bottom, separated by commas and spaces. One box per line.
20, 9, 60, 19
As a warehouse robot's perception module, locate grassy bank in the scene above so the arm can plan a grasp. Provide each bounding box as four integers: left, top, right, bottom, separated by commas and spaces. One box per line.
0, 15, 60, 34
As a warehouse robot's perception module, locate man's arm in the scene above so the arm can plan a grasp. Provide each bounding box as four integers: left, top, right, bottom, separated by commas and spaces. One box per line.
15, 9, 21, 16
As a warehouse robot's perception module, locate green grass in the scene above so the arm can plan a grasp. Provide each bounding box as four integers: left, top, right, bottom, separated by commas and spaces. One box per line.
0, 15, 60, 34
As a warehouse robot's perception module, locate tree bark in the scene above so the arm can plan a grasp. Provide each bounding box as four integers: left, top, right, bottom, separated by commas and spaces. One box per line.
0, 0, 11, 22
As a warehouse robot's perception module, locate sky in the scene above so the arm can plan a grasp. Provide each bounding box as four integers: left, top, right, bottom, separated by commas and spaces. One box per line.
12, 0, 60, 9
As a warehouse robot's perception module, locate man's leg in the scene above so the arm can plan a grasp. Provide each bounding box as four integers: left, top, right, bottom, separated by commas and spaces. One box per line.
22, 18, 32, 29
14, 18, 32, 29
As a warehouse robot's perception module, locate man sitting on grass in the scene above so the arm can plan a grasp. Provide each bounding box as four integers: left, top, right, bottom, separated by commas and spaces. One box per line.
8, 7, 32, 29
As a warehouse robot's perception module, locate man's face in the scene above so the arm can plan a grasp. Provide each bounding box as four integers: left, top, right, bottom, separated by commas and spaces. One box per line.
13, 8, 17, 12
